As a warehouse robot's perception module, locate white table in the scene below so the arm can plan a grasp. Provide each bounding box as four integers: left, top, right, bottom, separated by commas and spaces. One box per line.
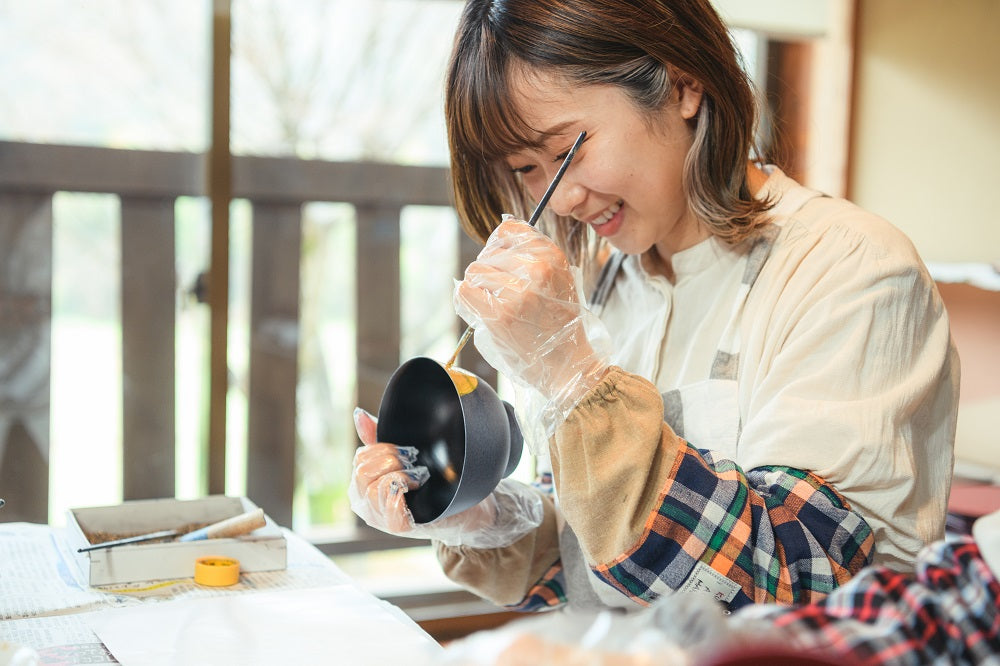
0, 522, 443, 665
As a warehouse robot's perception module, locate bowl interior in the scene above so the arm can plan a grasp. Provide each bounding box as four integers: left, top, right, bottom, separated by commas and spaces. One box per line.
376, 357, 467, 524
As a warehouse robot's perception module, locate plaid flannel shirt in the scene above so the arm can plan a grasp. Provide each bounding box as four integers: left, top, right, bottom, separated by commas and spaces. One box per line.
512, 442, 875, 612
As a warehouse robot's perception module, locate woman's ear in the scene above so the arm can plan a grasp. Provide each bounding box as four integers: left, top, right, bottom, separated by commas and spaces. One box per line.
669, 67, 704, 120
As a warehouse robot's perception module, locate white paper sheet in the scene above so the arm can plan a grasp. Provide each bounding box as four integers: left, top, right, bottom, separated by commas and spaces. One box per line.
87, 585, 442, 665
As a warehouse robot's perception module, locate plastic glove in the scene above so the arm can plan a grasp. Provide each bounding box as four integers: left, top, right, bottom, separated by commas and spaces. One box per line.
436, 595, 731, 665
348, 407, 544, 549
0, 641, 40, 666
454, 218, 612, 439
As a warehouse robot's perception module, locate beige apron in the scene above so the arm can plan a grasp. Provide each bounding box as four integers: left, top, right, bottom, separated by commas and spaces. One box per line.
552, 224, 780, 611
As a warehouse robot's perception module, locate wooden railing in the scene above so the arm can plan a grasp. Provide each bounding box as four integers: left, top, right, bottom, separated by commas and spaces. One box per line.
0, 140, 496, 533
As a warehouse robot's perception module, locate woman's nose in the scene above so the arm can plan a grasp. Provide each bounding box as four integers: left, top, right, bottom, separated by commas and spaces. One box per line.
546, 178, 586, 219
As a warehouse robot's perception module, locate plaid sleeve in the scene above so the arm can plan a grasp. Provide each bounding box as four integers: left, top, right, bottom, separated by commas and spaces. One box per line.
740, 537, 1000, 664
506, 562, 567, 612
594, 443, 875, 610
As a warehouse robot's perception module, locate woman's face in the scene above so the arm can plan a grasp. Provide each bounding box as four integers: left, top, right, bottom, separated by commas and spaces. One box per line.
504, 68, 706, 259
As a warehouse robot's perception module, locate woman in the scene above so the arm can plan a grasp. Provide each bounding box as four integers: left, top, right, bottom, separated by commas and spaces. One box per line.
350, 0, 959, 613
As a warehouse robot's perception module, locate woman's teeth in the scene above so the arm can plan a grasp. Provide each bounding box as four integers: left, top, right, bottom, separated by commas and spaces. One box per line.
592, 200, 622, 226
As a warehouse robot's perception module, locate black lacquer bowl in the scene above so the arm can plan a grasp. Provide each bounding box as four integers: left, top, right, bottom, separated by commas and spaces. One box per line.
376, 356, 523, 524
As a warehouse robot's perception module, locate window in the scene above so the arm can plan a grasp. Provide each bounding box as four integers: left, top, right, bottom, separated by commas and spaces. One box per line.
1, 3, 856, 596
0, 1, 469, 533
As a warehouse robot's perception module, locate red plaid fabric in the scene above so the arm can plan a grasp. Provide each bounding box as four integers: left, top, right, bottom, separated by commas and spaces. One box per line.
740, 537, 1000, 664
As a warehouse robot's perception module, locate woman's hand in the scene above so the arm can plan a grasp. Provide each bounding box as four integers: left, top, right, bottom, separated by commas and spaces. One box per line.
348, 407, 545, 548
454, 218, 611, 438
497, 635, 648, 666
454, 219, 601, 401
349, 408, 429, 535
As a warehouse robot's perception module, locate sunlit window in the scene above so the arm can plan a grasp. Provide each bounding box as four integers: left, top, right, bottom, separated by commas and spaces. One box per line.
1, 1, 766, 545
1, 1, 211, 524
1, 0, 466, 529
232, 0, 459, 165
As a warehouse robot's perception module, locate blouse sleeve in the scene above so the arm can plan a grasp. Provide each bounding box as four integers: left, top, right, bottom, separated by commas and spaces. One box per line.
550, 368, 875, 610
737, 208, 959, 570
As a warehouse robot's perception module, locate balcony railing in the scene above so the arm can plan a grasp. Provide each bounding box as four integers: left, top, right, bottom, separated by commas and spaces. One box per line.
0, 140, 497, 539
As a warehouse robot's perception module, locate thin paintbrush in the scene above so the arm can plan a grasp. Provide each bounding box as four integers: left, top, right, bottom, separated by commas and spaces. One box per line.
77, 508, 266, 552
445, 130, 587, 369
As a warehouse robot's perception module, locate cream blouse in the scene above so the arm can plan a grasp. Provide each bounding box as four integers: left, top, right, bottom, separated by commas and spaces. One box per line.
594, 167, 960, 570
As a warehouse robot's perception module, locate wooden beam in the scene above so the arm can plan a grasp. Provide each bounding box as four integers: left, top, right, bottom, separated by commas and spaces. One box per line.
756, 0, 855, 196
0, 142, 203, 197
0, 139, 458, 527
0, 142, 451, 209
233, 156, 450, 207
765, 39, 814, 184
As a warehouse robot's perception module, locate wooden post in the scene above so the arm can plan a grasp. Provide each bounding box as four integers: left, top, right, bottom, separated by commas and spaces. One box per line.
355, 204, 402, 419
121, 196, 176, 499
0, 193, 53, 523
208, 0, 232, 496
245, 202, 302, 527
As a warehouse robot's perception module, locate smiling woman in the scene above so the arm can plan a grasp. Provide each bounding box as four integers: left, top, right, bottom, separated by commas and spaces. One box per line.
349, 0, 960, 621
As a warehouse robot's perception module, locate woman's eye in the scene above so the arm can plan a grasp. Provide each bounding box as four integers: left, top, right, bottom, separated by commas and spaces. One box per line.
553, 133, 589, 163
511, 165, 536, 175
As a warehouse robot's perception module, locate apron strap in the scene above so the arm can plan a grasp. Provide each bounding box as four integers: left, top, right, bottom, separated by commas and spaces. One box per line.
709, 224, 780, 381
589, 250, 627, 309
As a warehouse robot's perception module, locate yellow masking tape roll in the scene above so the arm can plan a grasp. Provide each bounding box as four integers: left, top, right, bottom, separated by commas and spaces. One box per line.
194, 556, 240, 586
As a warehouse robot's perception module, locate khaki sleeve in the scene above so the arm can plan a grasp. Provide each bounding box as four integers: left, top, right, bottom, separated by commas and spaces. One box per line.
550, 366, 682, 565
435, 490, 560, 607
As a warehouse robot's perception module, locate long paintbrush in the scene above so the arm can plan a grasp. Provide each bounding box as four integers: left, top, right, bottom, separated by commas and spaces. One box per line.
445, 130, 587, 368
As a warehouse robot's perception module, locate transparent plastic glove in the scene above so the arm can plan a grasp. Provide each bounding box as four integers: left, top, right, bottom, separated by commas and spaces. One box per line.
435, 596, 732, 665
454, 218, 612, 441
0, 641, 40, 666
348, 408, 544, 549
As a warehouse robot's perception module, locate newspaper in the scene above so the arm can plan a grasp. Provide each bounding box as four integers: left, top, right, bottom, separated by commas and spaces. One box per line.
1, 522, 431, 665
2, 614, 119, 665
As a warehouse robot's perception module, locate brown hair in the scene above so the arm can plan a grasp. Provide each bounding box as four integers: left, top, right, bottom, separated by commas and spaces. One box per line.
445, 0, 771, 275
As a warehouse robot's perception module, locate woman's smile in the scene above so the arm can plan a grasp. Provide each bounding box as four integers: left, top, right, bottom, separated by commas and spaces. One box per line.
588, 200, 624, 238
